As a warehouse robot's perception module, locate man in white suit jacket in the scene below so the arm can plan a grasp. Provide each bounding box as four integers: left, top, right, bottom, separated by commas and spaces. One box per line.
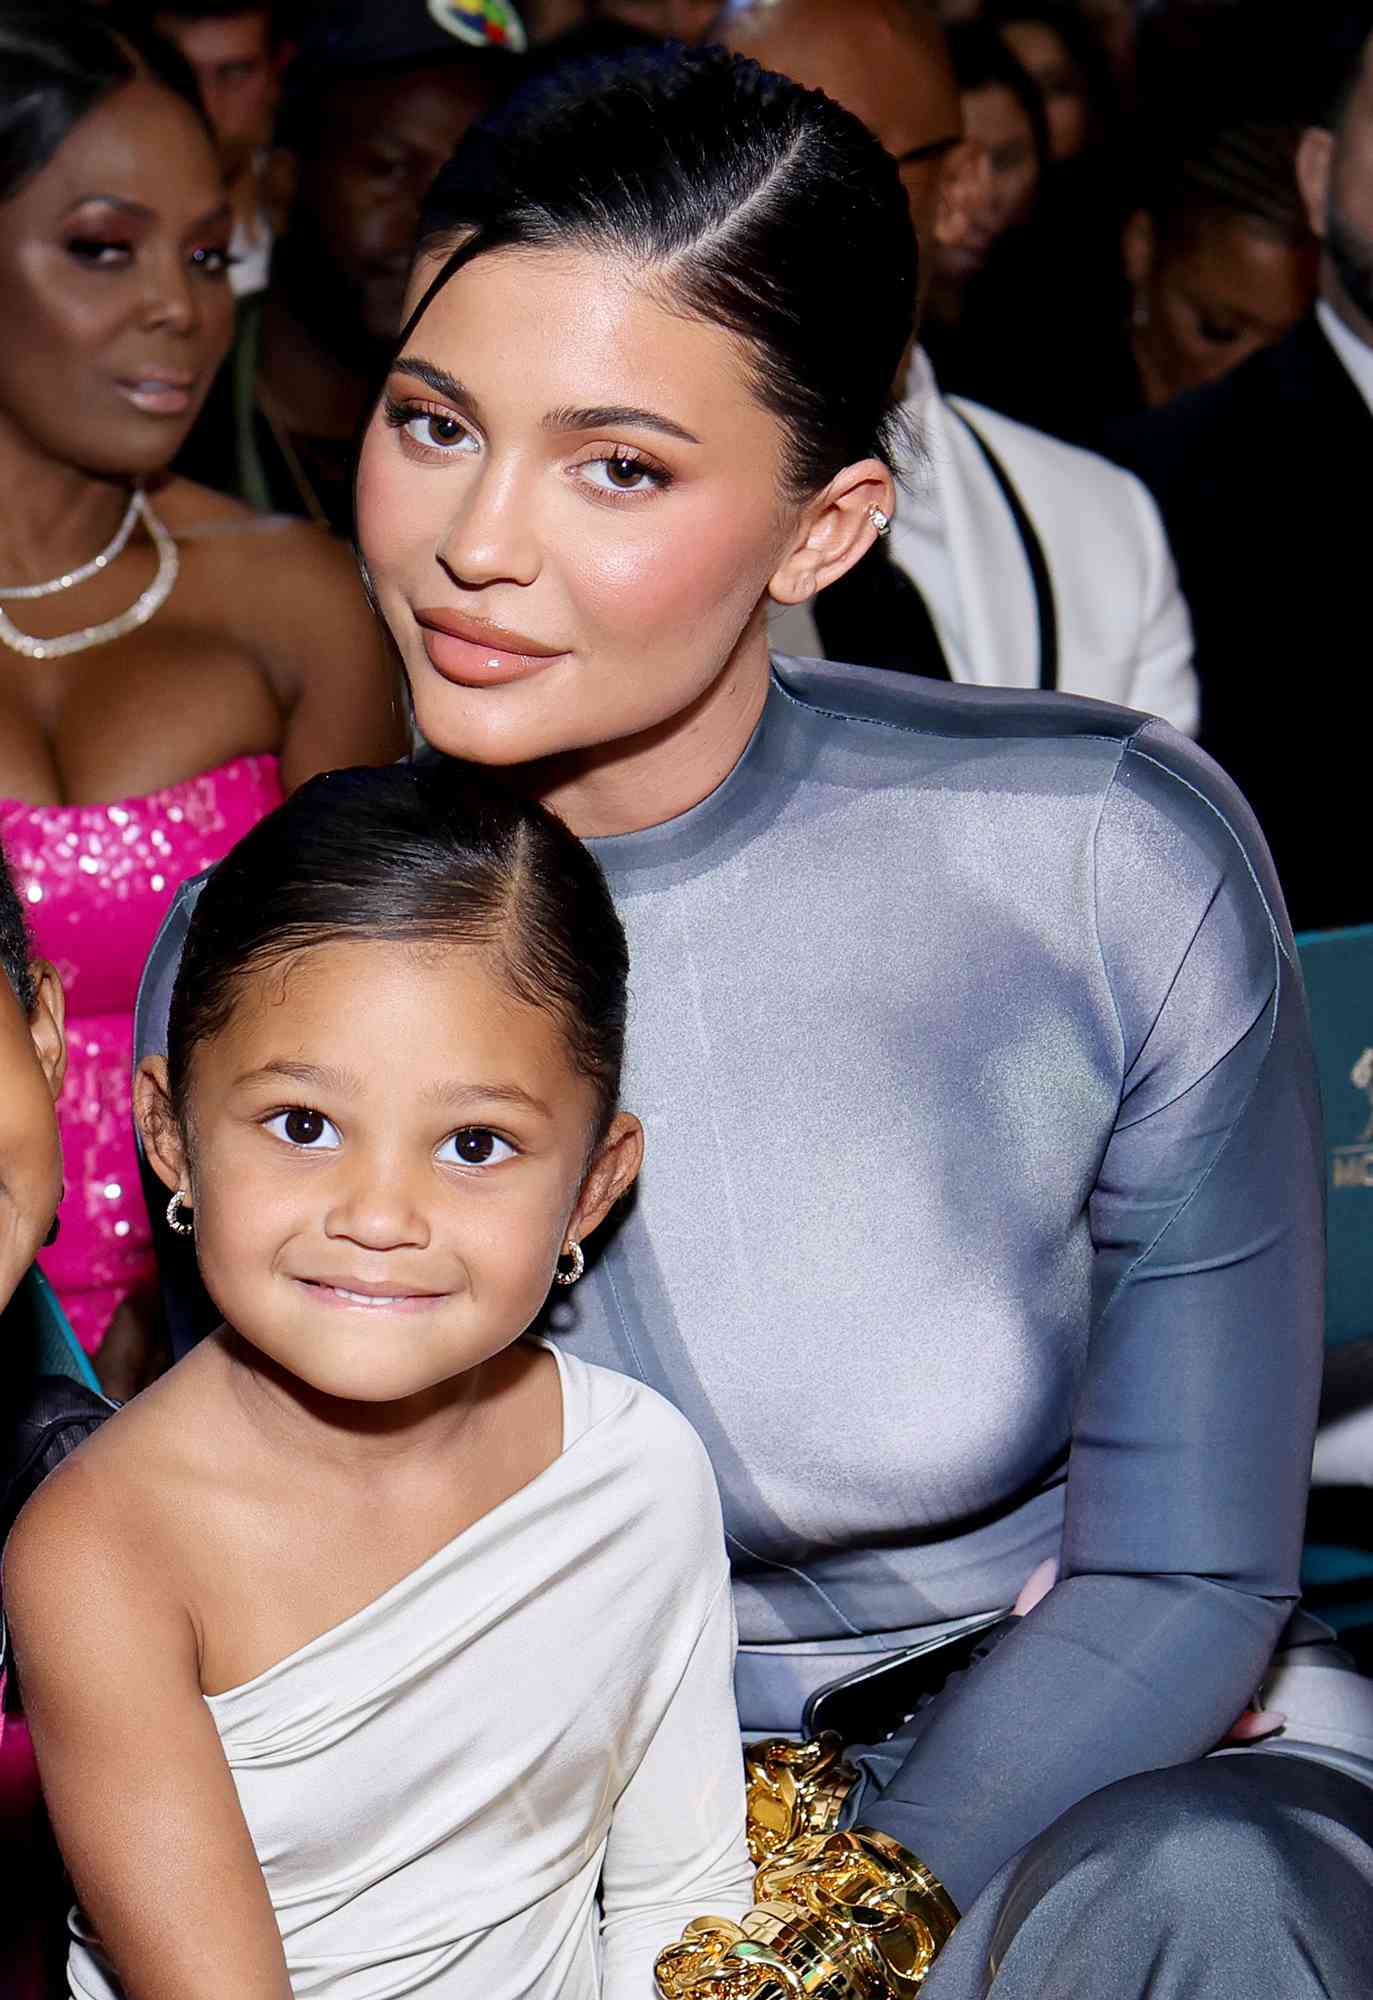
771, 348, 1198, 732
722, 0, 1199, 735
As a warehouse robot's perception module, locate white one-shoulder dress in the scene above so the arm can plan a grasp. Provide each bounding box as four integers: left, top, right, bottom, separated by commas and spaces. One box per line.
68, 1344, 753, 1999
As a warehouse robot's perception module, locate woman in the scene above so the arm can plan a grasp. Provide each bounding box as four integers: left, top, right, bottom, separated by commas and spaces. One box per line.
146, 44, 1373, 1996
0, 5, 403, 1391
1120, 118, 1318, 409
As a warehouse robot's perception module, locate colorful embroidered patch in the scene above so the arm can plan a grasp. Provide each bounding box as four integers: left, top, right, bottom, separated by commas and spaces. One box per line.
427, 0, 527, 51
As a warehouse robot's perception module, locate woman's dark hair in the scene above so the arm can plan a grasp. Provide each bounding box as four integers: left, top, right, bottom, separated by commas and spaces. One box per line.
0, 1, 211, 208
0, 849, 35, 1014
983, 0, 1119, 146
1136, 118, 1313, 254
407, 44, 917, 499
168, 763, 629, 1140
947, 23, 1052, 181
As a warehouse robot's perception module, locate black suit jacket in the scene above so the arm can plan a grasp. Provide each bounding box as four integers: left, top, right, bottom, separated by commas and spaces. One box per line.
1108, 314, 1370, 933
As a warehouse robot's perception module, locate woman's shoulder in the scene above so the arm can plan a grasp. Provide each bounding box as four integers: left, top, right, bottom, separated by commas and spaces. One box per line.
154, 477, 354, 584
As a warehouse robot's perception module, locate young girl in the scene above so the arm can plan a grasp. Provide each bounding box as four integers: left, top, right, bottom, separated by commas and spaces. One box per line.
5, 762, 752, 1999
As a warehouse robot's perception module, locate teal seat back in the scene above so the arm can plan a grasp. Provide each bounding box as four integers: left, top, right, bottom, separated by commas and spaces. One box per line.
1296, 923, 1373, 1351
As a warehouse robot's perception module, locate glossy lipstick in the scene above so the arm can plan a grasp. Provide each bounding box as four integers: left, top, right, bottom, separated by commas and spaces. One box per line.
415, 608, 568, 688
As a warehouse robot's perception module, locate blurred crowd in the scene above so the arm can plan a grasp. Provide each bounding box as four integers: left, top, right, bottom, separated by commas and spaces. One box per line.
1, 0, 1370, 1401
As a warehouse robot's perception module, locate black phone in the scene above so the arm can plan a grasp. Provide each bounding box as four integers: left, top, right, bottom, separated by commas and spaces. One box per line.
803, 1612, 1008, 1746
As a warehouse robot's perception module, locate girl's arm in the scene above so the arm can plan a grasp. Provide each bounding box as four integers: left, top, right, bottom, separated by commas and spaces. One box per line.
599, 1571, 754, 1997
4, 1456, 293, 2000
861, 723, 1323, 1909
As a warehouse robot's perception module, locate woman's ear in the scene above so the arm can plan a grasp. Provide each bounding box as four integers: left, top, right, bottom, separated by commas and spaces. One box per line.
1296, 126, 1334, 242
134, 1056, 189, 1197
768, 459, 898, 606
1121, 207, 1156, 289
27, 961, 66, 1102
567, 1112, 644, 1249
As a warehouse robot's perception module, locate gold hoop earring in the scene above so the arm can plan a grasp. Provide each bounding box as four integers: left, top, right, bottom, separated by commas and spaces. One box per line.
555, 1241, 584, 1287
166, 1190, 193, 1238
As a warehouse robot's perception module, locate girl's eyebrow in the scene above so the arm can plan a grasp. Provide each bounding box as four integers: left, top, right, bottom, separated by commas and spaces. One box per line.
389, 356, 700, 447
236, 1059, 358, 1095
234, 1060, 550, 1119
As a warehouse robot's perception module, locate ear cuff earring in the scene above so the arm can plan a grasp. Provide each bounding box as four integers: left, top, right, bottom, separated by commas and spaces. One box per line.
867, 506, 891, 538
555, 1241, 585, 1287
166, 1190, 193, 1237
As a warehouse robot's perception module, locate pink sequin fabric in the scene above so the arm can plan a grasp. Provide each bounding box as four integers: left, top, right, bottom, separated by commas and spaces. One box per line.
2, 755, 283, 1353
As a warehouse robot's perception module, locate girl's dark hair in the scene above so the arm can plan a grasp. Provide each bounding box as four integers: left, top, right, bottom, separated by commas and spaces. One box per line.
168, 762, 629, 1140
0, 1, 210, 208
408, 44, 917, 499
983, 0, 1119, 142
0, 848, 35, 1014
947, 23, 1052, 181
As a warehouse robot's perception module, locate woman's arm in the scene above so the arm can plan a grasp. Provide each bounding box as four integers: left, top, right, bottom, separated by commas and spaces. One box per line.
600, 1571, 754, 1998
861, 724, 1323, 1909
4, 1454, 292, 2000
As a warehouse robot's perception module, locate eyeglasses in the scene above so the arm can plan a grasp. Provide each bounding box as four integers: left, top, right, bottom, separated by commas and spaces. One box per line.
892, 135, 963, 169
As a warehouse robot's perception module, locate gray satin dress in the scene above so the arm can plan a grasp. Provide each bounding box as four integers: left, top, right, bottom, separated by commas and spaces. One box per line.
136, 658, 1373, 1995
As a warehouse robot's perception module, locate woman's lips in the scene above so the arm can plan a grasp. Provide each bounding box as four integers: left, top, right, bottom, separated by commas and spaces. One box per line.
115, 374, 196, 417
415, 609, 569, 688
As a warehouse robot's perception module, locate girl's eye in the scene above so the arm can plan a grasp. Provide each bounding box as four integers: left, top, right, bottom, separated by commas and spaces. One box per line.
66, 237, 131, 267
264, 1107, 341, 1150
577, 452, 668, 495
383, 397, 477, 455
436, 1127, 517, 1168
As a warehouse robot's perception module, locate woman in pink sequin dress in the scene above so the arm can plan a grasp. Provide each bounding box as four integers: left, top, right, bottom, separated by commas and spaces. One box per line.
0, 10, 403, 1392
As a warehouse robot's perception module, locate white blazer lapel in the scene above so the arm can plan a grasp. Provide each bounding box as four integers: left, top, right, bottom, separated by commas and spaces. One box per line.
923, 390, 1039, 689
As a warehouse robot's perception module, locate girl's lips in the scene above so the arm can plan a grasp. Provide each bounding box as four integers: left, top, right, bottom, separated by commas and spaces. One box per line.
415, 614, 569, 688
298, 1277, 449, 1315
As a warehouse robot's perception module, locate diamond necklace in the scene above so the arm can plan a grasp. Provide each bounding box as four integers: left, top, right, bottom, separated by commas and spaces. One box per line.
0, 492, 179, 660
0, 488, 142, 600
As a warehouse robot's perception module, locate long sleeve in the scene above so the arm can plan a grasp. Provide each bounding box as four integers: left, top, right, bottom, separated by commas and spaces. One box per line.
600, 1572, 754, 1998
865, 725, 1324, 1908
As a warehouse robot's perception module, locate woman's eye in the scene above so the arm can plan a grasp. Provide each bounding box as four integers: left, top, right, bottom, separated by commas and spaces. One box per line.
384, 398, 476, 455
190, 244, 234, 278
66, 237, 131, 267
264, 1107, 341, 1150
1196, 317, 1240, 347
577, 452, 667, 495
436, 1127, 517, 1168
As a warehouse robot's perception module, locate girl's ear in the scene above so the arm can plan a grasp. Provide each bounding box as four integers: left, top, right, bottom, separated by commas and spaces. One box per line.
134, 1056, 189, 1197
768, 458, 898, 607
567, 1112, 644, 1248
27, 961, 66, 1101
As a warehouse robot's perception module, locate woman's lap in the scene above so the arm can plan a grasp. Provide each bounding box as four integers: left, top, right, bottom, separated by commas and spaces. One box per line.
923, 1753, 1373, 1997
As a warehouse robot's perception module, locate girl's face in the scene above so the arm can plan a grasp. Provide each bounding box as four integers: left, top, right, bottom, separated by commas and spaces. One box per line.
945, 83, 1041, 277
0, 77, 233, 478
139, 939, 640, 1408
355, 246, 802, 772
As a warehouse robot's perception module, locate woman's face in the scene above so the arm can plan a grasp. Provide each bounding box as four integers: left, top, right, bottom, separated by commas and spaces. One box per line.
946, 83, 1041, 277
0, 77, 233, 479
356, 246, 800, 772
0, 965, 66, 1314
1131, 212, 1317, 404
999, 20, 1092, 163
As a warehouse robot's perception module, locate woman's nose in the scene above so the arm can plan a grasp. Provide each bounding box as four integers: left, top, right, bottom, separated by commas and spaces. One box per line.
437, 460, 541, 592
139, 253, 200, 337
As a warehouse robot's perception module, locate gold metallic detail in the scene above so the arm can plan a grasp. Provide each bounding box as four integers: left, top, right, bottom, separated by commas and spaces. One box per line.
655, 1826, 960, 1997
744, 1732, 859, 1866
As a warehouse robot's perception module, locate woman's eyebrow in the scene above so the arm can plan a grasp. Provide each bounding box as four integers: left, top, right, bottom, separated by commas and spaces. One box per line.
542, 404, 701, 445
390, 355, 479, 416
